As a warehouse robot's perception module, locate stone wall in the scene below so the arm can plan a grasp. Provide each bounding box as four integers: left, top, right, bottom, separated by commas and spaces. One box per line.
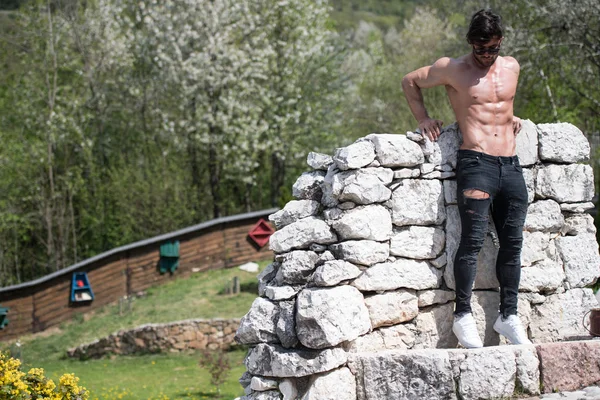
67, 318, 240, 359
235, 121, 600, 399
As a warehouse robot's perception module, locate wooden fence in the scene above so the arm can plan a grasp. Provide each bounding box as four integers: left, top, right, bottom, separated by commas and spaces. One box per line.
0, 209, 277, 340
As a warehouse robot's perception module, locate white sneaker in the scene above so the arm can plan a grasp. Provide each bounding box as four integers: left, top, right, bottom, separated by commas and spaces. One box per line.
453, 313, 483, 348
493, 314, 532, 345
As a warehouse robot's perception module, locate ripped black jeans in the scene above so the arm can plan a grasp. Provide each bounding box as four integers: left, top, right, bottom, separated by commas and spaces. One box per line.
454, 149, 528, 318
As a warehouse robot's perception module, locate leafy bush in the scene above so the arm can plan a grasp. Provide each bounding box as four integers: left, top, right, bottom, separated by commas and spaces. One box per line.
198, 349, 231, 396
0, 352, 89, 399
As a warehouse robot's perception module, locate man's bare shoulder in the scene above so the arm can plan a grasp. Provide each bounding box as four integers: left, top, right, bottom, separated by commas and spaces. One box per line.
500, 56, 520, 73
432, 56, 465, 69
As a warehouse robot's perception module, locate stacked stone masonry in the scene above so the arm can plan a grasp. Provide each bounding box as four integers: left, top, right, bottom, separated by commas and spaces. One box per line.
67, 318, 240, 359
235, 121, 600, 399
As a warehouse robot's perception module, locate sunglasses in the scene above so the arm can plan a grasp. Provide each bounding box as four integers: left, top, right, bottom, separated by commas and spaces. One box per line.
472, 45, 501, 55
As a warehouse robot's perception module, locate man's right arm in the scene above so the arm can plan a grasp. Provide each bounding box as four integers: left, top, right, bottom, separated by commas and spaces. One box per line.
402, 57, 452, 140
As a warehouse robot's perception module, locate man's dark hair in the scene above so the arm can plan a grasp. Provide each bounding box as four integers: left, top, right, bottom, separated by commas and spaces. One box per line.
466, 9, 503, 44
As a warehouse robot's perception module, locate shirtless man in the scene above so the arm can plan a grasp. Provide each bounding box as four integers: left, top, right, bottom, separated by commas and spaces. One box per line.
402, 9, 531, 348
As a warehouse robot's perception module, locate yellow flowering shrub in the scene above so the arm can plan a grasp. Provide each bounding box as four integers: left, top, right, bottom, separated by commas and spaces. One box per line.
0, 352, 89, 399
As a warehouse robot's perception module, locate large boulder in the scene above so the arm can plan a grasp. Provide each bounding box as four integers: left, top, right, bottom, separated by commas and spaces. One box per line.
536, 164, 594, 203
387, 179, 445, 226
270, 217, 337, 253
389, 226, 445, 259
269, 200, 320, 229
364, 290, 418, 328
352, 259, 442, 292
245, 344, 347, 378
538, 122, 590, 163
328, 240, 389, 266
337, 168, 393, 204
367, 133, 424, 167
333, 141, 376, 170
236, 298, 279, 345
555, 232, 600, 288
529, 288, 599, 342
331, 205, 392, 241
296, 286, 371, 349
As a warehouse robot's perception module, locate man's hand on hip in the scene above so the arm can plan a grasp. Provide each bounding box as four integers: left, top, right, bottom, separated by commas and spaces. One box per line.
512, 116, 522, 135
418, 118, 444, 141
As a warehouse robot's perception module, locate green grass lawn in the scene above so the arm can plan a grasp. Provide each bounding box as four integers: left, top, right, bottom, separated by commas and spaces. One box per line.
1, 262, 270, 399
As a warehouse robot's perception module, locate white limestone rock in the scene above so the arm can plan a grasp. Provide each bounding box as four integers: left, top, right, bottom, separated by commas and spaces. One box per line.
338, 168, 393, 205
418, 290, 456, 307
555, 232, 600, 288
444, 205, 499, 290
450, 347, 516, 400
536, 164, 594, 203
364, 290, 418, 328
561, 202, 595, 213
251, 377, 279, 392
258, 263, 279, 297
338, 201, 356, 210
236, 298, 279, 344
523, 168, 536, 204
245, 343, 347, 378
443, 180, 457, 205
515, 346, 541, 395
515, 119, 539, 166
300, 368, 356, 400
329, 240, 389, 266
292, 171, 325, 201
269, 217, 337, 253
419, 122, 463, 168
389, 225, 445, 259
524, 199, 564, 232
265, 286, 301, 301
431, 252, 447, 269
279, 379, 298, 400
333, 141, 376, 170
352, 259, 442, 291
276, 300, 298, 348
275, 250, 320, 285
349, 349, 456, 400
529, 288, 599, 342
420, 163, 435, 174
412, 303, 457, 349
387, 179, 445, 226
344, 324, 415, 353
562, 213, 596, 236
421, 171, 455, 179
243, 390, 283, 400
393, 168, 420, 179
296, 286, 371, 349
520, 259, 565, 293
307, 152, 333, 170
331, 205, 392, 241
366, 133, 424, 167
269, 200, 320, 229
521, 231, 558, 267
311, 260, 362, 287
320, 164, 343, 208
538, 122, 590, 163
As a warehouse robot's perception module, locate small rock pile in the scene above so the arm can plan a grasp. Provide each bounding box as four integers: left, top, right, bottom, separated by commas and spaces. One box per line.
235, 121, 600, 400
67, 318, 240, 359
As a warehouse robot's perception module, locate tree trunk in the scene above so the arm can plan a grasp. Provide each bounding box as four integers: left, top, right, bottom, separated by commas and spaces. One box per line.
270, 152, 285, 207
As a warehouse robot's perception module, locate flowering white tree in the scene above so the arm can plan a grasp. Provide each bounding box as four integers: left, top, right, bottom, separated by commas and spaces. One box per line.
130, 0, 344, 213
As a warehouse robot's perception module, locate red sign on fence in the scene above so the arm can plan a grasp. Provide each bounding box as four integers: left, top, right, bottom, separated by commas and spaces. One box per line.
248, 219, 275, 248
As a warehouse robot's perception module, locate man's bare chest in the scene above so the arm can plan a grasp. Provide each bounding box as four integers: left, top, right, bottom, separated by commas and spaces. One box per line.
448, 66, 518, 106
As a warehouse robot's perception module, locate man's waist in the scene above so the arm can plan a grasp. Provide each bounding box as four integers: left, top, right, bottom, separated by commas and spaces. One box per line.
458, 149, 519, 164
